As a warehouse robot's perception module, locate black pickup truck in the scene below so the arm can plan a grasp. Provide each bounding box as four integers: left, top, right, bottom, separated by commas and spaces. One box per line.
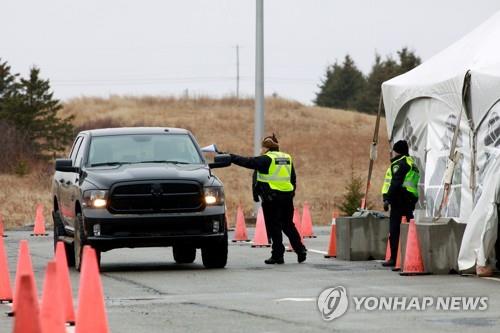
51, 127, 231, 270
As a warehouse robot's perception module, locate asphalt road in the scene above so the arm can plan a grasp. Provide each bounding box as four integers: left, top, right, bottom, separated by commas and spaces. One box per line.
1, 227, 499, 333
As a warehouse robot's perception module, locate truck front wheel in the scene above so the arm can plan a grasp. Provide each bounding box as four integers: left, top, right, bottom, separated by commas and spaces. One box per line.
201, 233, 228, 269
74, 213, 101, 272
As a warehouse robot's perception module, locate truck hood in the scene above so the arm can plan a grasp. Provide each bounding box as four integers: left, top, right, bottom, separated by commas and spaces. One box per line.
83, 163, 214, 188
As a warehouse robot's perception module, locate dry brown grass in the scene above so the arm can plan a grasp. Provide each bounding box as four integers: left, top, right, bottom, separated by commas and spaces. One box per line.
0, 169, 53, 228
0, 95, 390, 228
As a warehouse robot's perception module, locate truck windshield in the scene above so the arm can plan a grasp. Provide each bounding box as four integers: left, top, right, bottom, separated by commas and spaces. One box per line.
87, 134, 203, 167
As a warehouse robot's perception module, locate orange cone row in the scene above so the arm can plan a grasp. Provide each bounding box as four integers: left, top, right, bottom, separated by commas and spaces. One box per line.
0, 237, 110, 332
235, 203, 316, 250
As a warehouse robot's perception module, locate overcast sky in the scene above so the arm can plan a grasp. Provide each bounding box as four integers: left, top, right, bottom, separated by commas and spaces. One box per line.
2, 0, 500, 104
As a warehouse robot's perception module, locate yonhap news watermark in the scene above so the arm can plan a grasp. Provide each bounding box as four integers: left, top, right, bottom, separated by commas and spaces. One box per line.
317, 286, 489, 321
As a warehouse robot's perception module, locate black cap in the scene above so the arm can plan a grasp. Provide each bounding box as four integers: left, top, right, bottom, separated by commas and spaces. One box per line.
393, 140, 409, 155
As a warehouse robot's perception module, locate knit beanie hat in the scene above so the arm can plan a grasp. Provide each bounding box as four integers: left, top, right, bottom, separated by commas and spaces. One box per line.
393, 140, 409, 155
262, 133, 279, 150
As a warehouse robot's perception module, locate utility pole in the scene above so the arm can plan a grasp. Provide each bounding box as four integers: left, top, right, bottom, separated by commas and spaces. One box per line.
254, 0, 264, 157
253, 0, 265, 215
236, 44, 240, 99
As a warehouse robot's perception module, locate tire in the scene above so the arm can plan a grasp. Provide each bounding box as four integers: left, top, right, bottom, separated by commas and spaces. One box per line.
201, 233, 228, 269
173, 246, 196, 264
53, 210, 75, 267
74, 213, 101, 271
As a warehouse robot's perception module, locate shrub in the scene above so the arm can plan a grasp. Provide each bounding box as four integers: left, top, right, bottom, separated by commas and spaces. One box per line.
339, 173, 364, 216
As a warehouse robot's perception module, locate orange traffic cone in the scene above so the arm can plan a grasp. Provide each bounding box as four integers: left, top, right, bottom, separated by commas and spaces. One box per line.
225, 209, 235, 232
13, 274, 42, 333
287, 207, 304, 252
400, 219, 429, 276
10, 240, 38, 316
32, 204, 48, 236
55, 241, 76, 325
392, 241, 402, 272
251, 207, 270, 248
40, 261, 66, 333
0, 237, 13, 303
293, 208, 302, 235
301, 202, 316, 238
0, 214, 7, 237
391, 217, 407, 272
384, 234, 391, 261
232, 206, 250, 242
75, 246, 110, 333
324, 211, 338, 258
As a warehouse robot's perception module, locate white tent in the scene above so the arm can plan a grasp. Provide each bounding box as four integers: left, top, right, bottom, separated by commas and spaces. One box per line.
381, 12, 500, 271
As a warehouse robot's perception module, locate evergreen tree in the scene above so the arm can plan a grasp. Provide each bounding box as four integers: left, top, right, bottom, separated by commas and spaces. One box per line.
355, 48, 421, 114
397, 47, 421, 73
356, 54, 400, 114
0, 65, 74, 158
0, 59, 19, 108
315, 55, 365, 109
339, 173, 364, 216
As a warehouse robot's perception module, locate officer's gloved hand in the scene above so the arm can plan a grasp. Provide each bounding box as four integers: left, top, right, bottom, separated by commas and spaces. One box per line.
383, 200, 390, 212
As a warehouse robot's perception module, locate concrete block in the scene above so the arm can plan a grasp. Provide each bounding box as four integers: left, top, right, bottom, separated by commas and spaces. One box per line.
336, 211, 389, 261
400, 218, 466, 274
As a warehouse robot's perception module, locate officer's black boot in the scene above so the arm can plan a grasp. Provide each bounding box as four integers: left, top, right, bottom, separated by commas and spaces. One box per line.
264, 257, 284, 264
297, 249, 307, 263
382, 259, 395, 267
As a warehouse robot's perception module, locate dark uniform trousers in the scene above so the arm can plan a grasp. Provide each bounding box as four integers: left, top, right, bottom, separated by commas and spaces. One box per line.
389, 197, 416, 262
261, 193, 304, 258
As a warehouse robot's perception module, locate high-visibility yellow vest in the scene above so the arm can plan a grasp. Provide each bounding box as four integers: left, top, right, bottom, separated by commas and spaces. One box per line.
381, 155, 419, 198
256, 151, 294, 192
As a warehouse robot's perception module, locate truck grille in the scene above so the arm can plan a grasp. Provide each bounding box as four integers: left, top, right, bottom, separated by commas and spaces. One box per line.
109, 181, 204, 213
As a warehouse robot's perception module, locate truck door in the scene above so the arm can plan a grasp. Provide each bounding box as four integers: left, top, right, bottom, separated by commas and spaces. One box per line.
59, 136, 83, 225
67, 135, 88, 228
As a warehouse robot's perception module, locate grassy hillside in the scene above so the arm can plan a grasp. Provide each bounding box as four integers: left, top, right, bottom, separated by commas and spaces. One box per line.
0, 96, 390, 228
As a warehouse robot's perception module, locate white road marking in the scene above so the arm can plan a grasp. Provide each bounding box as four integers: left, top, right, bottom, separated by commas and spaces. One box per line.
275, 298, 316, 302
307, 249, 327, 255
480, 276, 500, 282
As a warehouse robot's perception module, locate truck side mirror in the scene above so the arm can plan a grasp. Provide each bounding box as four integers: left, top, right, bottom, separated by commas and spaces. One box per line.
209, 154, 231, 169
55, 159, 79, 173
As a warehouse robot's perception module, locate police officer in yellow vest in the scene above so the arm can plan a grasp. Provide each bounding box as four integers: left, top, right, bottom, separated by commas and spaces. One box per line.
229, 134, 307, 264
381, 140, 419, 267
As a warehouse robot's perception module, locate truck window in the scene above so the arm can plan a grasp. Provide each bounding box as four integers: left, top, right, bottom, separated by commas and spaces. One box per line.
87, 134, 203, 166
74, 136, 87, 167
69, 137, 83, 163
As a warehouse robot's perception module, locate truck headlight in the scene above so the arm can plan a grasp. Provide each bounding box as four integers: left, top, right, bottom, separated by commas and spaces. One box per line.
83, 190, 109, 209
204, 187, 224, 206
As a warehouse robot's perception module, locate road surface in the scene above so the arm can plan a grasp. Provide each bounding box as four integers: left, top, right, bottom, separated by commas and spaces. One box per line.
0, 227, 499, 332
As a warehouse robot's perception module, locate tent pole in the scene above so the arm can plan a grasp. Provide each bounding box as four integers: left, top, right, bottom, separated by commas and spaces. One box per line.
434, 71, 471, 220
363, 93, 384, 209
